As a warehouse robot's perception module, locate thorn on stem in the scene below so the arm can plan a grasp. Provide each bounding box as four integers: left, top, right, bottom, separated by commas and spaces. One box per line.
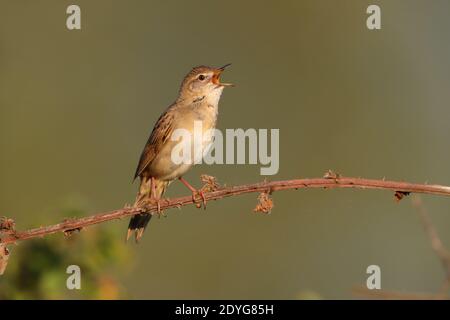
394, 191, 410, 202
63, 228, 82, 237
323, 170, 341, 181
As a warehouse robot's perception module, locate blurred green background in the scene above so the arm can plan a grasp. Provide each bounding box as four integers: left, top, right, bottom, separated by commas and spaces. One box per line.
1, 0, 450, 299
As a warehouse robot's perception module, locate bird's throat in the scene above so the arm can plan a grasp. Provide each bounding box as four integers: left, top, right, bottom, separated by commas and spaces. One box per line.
205, 86, 224, 106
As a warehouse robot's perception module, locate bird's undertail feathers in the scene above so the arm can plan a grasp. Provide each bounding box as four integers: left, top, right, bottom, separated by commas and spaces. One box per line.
127, 177, 167, 242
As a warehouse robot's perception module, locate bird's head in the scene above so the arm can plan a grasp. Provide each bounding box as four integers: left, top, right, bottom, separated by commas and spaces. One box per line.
178, 64, 233, 102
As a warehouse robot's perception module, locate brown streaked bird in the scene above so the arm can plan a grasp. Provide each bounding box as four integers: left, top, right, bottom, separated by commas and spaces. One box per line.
127, 64, 233, 242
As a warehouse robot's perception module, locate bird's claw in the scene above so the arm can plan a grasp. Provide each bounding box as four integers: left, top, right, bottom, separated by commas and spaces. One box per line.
192, 190, 207, 209
146, 198, 164, 217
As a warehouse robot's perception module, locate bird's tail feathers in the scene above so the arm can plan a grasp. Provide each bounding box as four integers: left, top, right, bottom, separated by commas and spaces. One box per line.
126, 177, 167, 242
126, 213, 152, 243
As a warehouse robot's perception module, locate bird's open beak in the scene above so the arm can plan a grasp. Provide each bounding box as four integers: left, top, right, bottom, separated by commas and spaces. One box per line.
212, 63, 234, 87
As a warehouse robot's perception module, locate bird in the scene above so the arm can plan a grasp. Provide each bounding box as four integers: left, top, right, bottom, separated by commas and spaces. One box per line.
127, 64, 233, 242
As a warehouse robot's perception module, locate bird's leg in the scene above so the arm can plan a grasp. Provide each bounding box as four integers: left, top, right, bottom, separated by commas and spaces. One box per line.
149, 176, 162, 216
179, 177, 207, 209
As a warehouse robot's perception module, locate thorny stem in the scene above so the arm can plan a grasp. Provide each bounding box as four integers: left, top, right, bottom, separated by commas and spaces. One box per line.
2, 173, 450, 246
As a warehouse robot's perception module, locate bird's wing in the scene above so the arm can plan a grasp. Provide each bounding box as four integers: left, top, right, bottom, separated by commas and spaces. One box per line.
134, 108, 175, 180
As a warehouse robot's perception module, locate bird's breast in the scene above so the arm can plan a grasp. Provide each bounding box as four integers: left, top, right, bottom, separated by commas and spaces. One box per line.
147, 104, 218, 181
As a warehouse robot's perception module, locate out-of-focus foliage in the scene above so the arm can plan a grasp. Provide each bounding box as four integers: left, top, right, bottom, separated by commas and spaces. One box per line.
295, 290, 323, 300
0, 208, 133, 299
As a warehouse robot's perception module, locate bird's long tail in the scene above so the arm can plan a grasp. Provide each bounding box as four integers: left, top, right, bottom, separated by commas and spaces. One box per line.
127, 213, 152, 242
127, 177, 167, 242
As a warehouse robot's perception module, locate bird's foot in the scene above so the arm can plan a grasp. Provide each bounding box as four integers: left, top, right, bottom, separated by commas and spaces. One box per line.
179, 177, 207, 209
145, 198, 164, 217
192, 190, 207, 209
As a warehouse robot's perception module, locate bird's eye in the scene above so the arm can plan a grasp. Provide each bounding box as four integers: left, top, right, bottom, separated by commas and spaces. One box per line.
198, 74, 205, 81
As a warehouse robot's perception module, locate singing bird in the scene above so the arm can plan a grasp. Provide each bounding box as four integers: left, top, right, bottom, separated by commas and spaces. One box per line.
127, 64, 233, 241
